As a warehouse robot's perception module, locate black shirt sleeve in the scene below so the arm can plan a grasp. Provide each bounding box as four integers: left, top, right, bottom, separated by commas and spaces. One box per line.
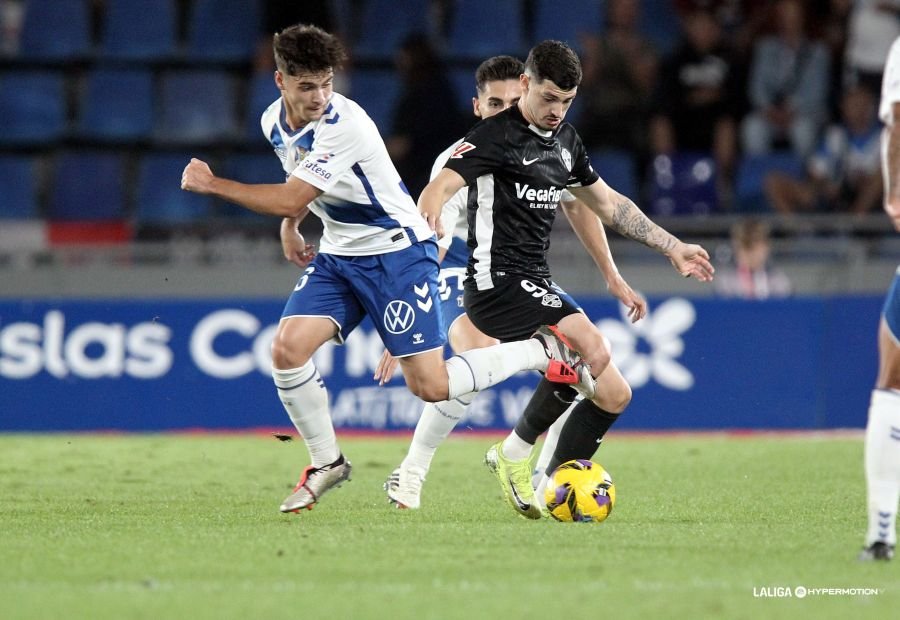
442, 117, 508, 185
567, 131, 600, 188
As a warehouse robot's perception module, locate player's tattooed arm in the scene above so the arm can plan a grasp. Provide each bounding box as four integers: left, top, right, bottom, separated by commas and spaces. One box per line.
609, 192, 678, 254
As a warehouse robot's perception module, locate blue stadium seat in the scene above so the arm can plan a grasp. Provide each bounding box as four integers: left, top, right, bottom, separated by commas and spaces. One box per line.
447, 0, 525, 60
639, 0, 681, 55
49, 151, 126, 221
590, 149, 639, 201
534, 0, 604, 51
648, 152, 718, 216
136, 153, 213, 224
735, 152, 805, 212
245, 72, 281, 141
0, 71, 67, 145
352, 0, 430, 61
100, 0, 177, 60
78, 68, 154, 140
348, 69, 399, 135
187, 0, 261, 62
157, 70, 239, 143
19, 0, 91, 60
0, 156, 38, 219
217, 153, 284, 220
449, 66, 479, 116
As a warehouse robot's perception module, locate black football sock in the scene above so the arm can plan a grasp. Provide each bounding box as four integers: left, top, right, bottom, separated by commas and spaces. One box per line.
545, 398, 619, 475
513, 377, 578, 444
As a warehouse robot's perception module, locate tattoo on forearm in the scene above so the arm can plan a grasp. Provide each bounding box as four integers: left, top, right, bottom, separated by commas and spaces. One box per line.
611, 197, 677, 253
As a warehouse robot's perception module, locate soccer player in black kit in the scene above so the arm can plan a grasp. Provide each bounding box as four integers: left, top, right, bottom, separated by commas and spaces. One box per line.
419, 40, 715, 519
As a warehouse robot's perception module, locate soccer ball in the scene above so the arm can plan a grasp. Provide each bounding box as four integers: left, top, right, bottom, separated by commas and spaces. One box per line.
544, 459, 616, 523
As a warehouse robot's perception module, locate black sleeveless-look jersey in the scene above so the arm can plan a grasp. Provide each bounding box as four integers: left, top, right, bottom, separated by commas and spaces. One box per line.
442, 104, 599, 291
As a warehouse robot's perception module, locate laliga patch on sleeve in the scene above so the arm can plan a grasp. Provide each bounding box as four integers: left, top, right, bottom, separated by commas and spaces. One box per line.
450, 142, 476, 159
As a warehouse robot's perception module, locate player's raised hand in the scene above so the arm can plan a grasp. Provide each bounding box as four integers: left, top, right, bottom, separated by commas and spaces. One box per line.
668, 241, 715, 282
373, 349, 400, 385
606, 273, 647, 323
180, 158, 215, 194
886, 198, 900, 232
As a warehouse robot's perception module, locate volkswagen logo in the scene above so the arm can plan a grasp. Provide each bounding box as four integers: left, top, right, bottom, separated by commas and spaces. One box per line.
383, 300, 415, 334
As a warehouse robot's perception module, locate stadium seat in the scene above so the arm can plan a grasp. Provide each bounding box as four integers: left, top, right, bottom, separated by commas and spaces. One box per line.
156, 70, 240, 143
639, 0, 681, 56
48, 151, 126, 221
449, 66, 479, 116
590, 149, 639, 202
648, 152, 718, 216
187, 0, 261, 62
735, 152, 805, 212
136, 153, 214, 224
78, 68, 155, 141
352, 0, 431, 61
0, 155, 38, 219
0, 71, 67, 145
99, 0, 177, 60
446, 0, 525, 60
348, 69, 399, 135
18, 0, 91, 60
245, 72, 281, 141
533, 0, 604, 51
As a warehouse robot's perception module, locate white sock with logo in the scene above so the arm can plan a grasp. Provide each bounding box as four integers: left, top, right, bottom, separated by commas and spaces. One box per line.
864, 389, 900, 546
445, 339, 547, 398
273, 360, 340, 469
402, 394, 474, 473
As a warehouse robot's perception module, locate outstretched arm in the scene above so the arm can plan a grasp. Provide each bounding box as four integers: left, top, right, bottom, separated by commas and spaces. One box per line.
560, 196, 646, 322
417, 168, 467, 238
181, 158, 322, 218
884, 102, 900, 231
569, 179, 715, 282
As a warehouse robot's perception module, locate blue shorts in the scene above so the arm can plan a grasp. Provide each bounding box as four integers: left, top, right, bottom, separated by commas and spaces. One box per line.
884, 267, 900, 342
282, 240, 447, 357
437, 267, 467, 336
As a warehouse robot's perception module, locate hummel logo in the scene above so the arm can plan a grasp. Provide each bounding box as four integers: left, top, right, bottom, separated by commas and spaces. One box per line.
522, 156, 539, 166
509, 478, 531, 512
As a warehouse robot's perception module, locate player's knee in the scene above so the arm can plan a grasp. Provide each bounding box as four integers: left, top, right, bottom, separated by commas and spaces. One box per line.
406, 376, 449, 403
598, 383, 631, 414
270, 332, 309, 370
586, 347, 611, 375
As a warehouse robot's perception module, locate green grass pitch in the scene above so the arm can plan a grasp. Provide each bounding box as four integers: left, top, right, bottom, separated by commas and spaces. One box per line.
0, 432, 896, 619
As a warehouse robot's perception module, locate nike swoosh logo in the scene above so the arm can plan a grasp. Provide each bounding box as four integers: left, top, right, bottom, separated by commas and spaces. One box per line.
522, 157, 539, 165
509, 478, 532, 512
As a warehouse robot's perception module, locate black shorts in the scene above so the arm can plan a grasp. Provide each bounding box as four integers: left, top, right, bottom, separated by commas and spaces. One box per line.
464, 274, 581, 342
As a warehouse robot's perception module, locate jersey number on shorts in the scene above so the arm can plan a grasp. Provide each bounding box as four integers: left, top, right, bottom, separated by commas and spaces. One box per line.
294, 266, 315, 291
520, 280, 547, 298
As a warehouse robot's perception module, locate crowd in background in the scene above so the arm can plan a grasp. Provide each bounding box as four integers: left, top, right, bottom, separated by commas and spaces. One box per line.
0, 0, 898, 224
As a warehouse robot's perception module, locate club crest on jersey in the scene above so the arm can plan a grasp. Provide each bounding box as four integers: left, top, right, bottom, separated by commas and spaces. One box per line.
291, 146, 308, 166
450, 141, 476, 159
561, 148, 572, 171
541, 294, 563, 308
384, 300, 415, 334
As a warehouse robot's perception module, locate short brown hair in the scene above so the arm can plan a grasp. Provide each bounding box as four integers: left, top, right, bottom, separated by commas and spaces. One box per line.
273, 24, 346, 76
475, 55, 525, 93
524, 40, 582, 90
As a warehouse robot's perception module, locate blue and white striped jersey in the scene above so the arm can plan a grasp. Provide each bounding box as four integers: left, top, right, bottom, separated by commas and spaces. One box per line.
261, 92, 433, 256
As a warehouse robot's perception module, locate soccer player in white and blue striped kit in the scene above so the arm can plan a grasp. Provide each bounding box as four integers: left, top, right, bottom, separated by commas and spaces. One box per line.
859, 35, 900, 561
180, 24, 589, 513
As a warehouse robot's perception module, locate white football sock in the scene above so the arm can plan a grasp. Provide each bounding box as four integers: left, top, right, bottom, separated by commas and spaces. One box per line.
535, 401, 577, 476
273, 361, 340, 468
534, 474, 549, 501
402, 394, 474, 473
445, 339, 547, 398
864, 389, 900, 546
501, 431, 534, 461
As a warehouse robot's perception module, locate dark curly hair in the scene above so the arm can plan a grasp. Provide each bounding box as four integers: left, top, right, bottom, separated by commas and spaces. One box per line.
475, 55, 524, 94
524, 40, 582, 90
273, 24, 346, 76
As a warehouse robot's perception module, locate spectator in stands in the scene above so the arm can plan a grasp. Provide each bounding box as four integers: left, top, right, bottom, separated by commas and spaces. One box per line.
385, 33, 465, 199
843, 0, 900, 95
764, 84, 882, 214
714, 218, 792, 299
741, 0, 830, 159
650, 8, 740, 195
577, 0, 658, 155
